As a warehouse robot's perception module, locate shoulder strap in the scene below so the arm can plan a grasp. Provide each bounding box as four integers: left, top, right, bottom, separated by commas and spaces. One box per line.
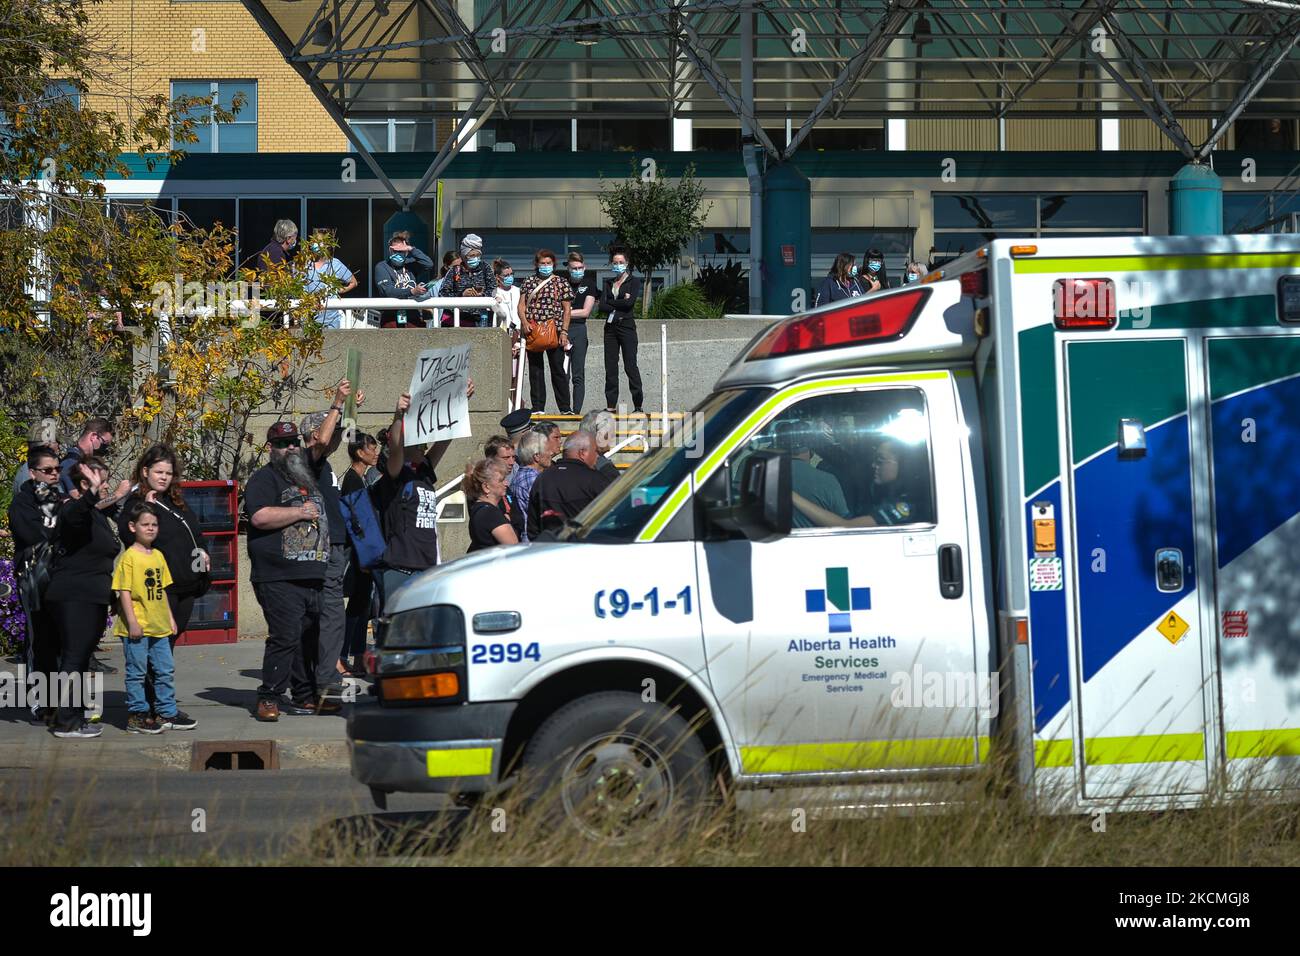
527, 275, 556, 300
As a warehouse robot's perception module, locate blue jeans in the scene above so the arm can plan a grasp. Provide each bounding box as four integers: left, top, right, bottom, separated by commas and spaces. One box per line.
122, 635, 177, 718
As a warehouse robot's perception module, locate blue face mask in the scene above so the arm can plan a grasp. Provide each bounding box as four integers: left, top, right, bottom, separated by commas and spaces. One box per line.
538, 264, 554, 276
465, 257, 481, 268
905, 272, 920, 283
868, 260, 882, 272
503, 275, 514, 286
310, 243, 322, 255
570, 268, 585, 280
850, 265, 859, 276
388, 252, 405, 266
611, 263, 627, 274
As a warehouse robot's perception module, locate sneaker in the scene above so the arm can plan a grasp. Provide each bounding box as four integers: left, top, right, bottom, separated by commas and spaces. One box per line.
126, 713, 163, 735
53, 721, 103, 739
160, 711, 197, 731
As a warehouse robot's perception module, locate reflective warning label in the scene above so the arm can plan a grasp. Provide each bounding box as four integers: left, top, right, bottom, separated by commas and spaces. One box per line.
1029, 557, 1063, 591
1157, 610, 1190, 645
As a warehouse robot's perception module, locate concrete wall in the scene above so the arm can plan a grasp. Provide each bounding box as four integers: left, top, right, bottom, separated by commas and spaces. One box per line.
227, 319, 772, 635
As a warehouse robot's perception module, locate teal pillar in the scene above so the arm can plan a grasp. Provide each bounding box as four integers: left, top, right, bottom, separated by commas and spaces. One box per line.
382, 209, 432, 255
761, 163, 811, 315
1167, 162, 1223, 236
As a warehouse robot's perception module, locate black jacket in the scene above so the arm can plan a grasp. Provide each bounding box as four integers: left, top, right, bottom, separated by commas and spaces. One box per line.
7, 479, 61, 566
47, 493, 121, 605
528, 459, 613, 534
600, 274, 642, 323
117, 493, 207, 592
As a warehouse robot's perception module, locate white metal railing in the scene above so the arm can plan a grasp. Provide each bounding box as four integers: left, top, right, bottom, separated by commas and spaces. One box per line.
220, 296, 498, 329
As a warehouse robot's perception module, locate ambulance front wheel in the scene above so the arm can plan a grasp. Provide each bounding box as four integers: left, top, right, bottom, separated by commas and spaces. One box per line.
519, 690, 714, 843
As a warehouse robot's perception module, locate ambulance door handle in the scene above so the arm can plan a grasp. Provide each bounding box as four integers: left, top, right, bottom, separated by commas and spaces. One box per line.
939, 544, 964, 600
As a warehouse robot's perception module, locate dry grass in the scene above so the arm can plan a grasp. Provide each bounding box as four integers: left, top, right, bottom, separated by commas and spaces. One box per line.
3, 753, 1299, 867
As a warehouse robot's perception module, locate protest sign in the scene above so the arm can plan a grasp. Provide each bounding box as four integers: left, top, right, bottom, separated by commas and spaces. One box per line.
403, 345, 472, 444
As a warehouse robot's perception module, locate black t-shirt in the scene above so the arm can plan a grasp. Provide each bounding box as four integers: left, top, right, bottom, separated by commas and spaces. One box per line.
244, 465, 329, 583
340, 468, 365, 496
314, 457, 348, 547
467, 501, 511, 553
528, 458, 613, 534
374, 459, 439, 571
569, 276, 597, 322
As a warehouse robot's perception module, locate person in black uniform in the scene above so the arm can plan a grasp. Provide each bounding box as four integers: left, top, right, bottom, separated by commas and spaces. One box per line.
48, 458, 120, 738
527, 430, 613, 536
566, 251, 598, 414
601, 248, 644, 413
793, 437, 930, 528
8, 445, 63, 724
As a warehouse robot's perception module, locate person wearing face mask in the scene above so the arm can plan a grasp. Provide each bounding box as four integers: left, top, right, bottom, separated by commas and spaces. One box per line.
861, 247, 887, 292
518, 249, 573, 413
444, 234, 498, 327
374, 231, 435, 328
903, 261, 927, 284
255, 219, 298, 272
492, 258, 521, 330
303, 231, 357, 329
814, 253, 865, 308
600, 247, 644, 414
566, 251, 597, 414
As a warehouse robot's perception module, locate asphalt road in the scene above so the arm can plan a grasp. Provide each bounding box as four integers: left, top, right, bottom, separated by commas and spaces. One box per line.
0, 767, 460, 862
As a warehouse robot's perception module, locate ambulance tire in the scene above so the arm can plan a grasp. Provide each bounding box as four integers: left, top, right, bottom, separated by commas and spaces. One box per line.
519, 691, 714, 843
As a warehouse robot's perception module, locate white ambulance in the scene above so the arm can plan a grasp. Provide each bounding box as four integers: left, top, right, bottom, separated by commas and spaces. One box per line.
349, 234, 1300, 838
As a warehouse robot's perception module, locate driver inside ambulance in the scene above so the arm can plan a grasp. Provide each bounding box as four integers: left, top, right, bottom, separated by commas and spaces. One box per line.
793, 437, 927, 528
771, 420, 850, 528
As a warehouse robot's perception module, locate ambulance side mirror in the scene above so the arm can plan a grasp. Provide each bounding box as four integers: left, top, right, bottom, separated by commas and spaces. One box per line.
707, 450, 792, 539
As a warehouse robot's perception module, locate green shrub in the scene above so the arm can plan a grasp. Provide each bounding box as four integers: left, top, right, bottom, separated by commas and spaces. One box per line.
633, 282, 725, 322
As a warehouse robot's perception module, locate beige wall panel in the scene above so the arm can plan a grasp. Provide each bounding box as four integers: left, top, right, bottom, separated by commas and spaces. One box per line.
460, 198, 499, 228
837, 196, 873, 228
811, 195, 840, 228
1007, 118, 1097, 151
496, 197, 531, 228
907, 119, 998, 151
531, 198, 566, 230
873, 195, 912, 228
566, 198, 605, 228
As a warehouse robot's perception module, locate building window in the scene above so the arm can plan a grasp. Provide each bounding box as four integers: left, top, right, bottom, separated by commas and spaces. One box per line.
932, 191, 1145, 264
478, 119, 570, 152
171, 80, 257, 153
348, 119, 436, 152
1225, 191, 1300, 234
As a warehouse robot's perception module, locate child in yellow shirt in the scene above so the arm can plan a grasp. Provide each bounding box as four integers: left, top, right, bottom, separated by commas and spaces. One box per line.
112, 503, 197, 734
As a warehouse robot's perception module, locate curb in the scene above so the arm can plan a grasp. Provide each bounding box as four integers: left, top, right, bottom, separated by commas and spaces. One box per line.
0, 740, 351, 772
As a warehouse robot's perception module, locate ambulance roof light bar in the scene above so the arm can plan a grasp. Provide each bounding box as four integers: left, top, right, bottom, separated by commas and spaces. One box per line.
747, 288, 931, 360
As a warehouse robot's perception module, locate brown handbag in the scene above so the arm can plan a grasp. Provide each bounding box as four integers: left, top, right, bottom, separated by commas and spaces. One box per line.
523, 276, 559, 352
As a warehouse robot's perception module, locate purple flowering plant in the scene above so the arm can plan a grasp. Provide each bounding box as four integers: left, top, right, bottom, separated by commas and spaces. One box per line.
0, 559, 25, 654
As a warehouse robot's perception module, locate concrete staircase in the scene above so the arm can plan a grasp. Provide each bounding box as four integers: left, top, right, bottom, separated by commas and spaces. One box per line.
530, 412, 689, 469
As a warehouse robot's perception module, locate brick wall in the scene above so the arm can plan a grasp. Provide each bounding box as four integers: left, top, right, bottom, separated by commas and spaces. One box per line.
86, 0, 347, 152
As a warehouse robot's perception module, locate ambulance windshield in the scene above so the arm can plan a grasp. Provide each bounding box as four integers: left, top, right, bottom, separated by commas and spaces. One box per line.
564, 387, 768, 543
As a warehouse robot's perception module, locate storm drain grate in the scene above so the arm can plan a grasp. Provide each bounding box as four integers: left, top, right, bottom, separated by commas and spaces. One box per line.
190, 740, 280, 771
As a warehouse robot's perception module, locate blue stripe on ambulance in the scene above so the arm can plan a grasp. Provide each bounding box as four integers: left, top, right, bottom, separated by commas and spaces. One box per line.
1073, 413, 1196, 682
1210, 374, 1300, 568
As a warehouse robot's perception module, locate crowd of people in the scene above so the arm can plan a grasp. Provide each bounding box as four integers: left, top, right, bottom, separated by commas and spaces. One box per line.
256, 221, 645, 416
4, 384, 623, 735
814, 251, 927, 307
8, 422, 207, 738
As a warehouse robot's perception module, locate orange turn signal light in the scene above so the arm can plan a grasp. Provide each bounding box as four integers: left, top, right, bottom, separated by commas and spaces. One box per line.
382, 672, 460, 701
1015, 619, 1029, 645
1009, 244, 1038, 257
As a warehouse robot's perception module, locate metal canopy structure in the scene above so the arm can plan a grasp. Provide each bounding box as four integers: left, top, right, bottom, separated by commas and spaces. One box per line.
240, 0, 1300, 205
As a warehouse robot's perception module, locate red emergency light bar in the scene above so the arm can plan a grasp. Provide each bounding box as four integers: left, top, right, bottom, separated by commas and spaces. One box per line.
747, 287, 931, 360
1053, 278, 1117, 330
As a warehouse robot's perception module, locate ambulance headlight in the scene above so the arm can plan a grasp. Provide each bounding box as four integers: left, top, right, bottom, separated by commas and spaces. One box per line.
381, 605, 466, 649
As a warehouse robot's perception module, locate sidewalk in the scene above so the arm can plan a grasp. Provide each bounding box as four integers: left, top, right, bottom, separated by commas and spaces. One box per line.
0, 638, 354, 771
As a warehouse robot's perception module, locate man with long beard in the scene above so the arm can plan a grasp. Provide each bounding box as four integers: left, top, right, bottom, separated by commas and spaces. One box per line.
246, 421, 331, 722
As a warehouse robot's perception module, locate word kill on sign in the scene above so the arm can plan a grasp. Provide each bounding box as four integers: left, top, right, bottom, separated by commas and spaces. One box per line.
404, 344, 473, 444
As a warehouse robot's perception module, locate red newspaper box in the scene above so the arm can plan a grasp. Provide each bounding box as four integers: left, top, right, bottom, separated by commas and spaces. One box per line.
178, 480, 239, 645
